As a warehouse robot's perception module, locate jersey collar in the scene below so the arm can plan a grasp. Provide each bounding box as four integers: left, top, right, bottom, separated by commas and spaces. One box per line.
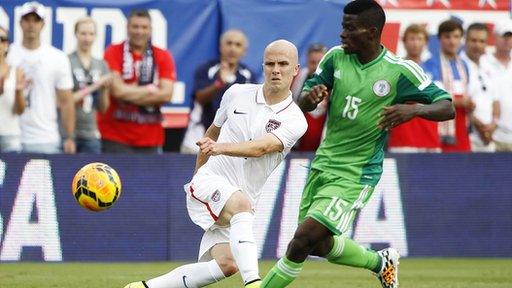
354, 45, 387, 70
255, 85, 294, 114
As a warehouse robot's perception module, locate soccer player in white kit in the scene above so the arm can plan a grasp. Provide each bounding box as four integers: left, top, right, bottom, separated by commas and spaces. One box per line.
124, 40, 307, 288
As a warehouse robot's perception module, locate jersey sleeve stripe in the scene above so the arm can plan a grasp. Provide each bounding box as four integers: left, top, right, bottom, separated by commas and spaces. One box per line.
418, 79, 432, 91
314, 46, 342, 76
384, 56, 430, 88
384, 54, 428, 82
432, 93, 452, 102
405, 60, 429, 81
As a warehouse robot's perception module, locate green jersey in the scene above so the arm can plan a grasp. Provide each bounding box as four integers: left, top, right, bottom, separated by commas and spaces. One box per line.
303, 46, 451, 186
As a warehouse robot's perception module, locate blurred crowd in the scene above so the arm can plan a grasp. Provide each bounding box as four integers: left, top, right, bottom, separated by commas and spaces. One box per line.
1, 1, 511, 154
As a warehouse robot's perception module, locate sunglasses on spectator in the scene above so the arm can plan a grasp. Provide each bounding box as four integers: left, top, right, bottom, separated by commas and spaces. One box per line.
0, 36, 9, 43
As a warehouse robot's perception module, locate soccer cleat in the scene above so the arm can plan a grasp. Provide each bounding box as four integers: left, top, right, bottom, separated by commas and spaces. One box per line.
375, 248, 400, 288
245, 279, 261, 288
123, 281, 149, 288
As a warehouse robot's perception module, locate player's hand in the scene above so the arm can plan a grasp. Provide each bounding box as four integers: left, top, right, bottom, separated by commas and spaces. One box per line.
63, 138, 76, 154
196, 137, 222, 156
378, 104, 419, 131
305, 85, 329, 105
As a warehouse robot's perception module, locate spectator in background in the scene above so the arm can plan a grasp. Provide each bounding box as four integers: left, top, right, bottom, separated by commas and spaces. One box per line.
100, 9, 176, 153
461, 23, 500, 152
181, 29, 255, 154
483, 20, 512, 152
424, 20, 473, 152
7, 1, 76, 154
291, 43, 328, 151
69, 17, 112, 153
388, 24, 442, 152
0, 26, 26, 153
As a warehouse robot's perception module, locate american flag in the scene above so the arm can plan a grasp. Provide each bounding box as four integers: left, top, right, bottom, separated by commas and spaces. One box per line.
377, 0, 509, 10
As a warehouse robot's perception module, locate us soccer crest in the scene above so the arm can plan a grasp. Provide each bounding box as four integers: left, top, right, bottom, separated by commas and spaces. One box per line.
266, 119, 281, 133
211, 190, 221, 202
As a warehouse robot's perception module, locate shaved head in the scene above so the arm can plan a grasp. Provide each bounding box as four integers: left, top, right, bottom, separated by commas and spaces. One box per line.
264, 39, 299, 66
262, 39, 300, 95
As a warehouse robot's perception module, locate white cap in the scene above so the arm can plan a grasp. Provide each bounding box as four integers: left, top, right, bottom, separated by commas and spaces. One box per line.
20, 1, 46, 20
494, 20, 512, 36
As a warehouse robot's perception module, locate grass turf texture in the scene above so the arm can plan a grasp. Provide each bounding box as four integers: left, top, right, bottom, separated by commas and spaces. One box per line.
1, 258, 511, 287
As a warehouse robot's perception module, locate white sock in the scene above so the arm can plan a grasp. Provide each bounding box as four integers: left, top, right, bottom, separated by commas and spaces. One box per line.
229, 212, 260, 284
146, 259, 225, 288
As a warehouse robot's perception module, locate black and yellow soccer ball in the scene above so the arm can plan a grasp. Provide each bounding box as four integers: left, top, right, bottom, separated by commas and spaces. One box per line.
72, 163, 122, 212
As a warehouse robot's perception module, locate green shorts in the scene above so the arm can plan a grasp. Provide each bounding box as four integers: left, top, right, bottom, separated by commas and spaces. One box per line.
299, 169, 375, 235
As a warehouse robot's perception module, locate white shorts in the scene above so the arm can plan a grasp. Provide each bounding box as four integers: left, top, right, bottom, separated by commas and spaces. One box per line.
197, 226, 230, 261
184, 171, 241, 231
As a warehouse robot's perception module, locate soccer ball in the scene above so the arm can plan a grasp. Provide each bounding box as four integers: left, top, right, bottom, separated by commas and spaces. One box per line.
72, 162, 122, 212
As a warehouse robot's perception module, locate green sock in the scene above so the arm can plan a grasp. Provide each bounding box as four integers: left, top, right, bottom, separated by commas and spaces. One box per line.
261, 257, 304, 288
326, 236, 382, 273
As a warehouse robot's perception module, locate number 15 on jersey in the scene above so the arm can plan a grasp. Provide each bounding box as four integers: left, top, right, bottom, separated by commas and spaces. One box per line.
342, 95, 361, 120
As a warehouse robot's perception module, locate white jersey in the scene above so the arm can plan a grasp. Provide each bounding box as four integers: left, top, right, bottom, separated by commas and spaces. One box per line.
482, 53, 512, 143
7, 43, 73, 145
461, 53, 499, 125
197, 84, 307, 205
0, 67, 20, 136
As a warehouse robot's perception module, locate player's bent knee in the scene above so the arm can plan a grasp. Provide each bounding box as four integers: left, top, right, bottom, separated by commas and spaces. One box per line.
218, 191, 252, 224
216, 256, 238, 277
287, 233, 315, 261
228, 191, 252, 213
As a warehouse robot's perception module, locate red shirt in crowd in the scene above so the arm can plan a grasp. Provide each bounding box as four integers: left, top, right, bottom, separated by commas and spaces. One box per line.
297, 113, 327, 151
442, 94, 471, 152
99, 43, 176, 147
388, 115, 441, 152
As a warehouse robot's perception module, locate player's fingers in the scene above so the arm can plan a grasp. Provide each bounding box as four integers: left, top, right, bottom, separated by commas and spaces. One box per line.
309, 92, 320, 103
378, 115, 399, 130
317, 84, 328, 91
199, 141, 212, 150
383, 113, 402, 125
202, 145, 212, 155
381, 106, 395, 115
196, 137, 209, 145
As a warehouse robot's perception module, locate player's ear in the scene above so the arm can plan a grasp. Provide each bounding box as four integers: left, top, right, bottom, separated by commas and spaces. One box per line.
293, 64, 300, 77
369, 26, 379, 40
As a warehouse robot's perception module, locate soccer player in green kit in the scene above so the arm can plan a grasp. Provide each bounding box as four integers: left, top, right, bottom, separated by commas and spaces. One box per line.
260, 1, 455, 288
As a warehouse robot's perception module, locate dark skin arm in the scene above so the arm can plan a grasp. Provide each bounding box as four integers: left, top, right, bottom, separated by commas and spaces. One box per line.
298, 84, 329, 112
378, 99, 455, 131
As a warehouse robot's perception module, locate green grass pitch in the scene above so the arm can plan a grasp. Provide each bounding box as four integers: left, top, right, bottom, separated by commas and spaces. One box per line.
1, 258, 511, 287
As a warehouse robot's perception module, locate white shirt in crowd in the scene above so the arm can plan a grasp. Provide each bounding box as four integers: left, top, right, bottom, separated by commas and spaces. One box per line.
0, 66, 20, 136
7, 43, 73, 145
461, 52, 500, 150
482, 53, 512, 144
197, 84, 307, 205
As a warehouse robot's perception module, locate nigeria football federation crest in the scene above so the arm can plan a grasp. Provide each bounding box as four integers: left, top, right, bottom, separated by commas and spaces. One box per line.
373, 80, 391, 97
266, 119, 281, 133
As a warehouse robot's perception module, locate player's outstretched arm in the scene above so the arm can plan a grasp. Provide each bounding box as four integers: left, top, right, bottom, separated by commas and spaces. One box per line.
378, 99, 455, 131
298, 85, 329, 112
197, 133, 283, 158
194, 124, 221, 174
